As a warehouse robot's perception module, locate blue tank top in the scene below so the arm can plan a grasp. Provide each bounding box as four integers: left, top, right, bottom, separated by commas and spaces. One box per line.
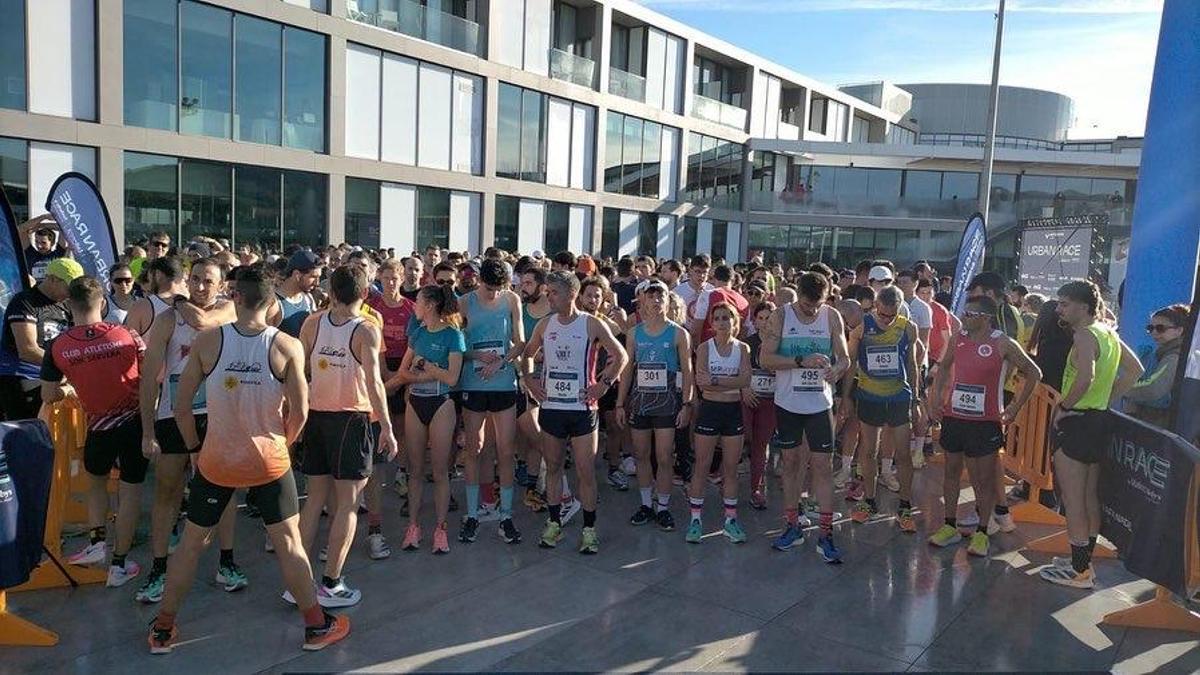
855, 313, 912, 403
460, 292, 517, 392
631, 321, 680, 393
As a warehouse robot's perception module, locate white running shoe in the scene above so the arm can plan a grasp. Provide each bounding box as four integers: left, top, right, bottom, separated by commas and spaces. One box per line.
880, 471, 901, 493
317, 580, 362, 608
367, 533, 391, 560
106, 560, 141, 587
476, 502, 503, 522
988, 512, 1017, 534
560, 498, 582, 525
67, 541, 107, 566
958, 508, 981, 529
620, 455, 637, 476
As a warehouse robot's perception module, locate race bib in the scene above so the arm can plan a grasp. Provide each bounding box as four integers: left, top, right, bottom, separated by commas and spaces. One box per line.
167, 373, 207, 411
791, 368, 825, 393
546, 370, 581, 403
951, 384, 986, 417
637, 362, 669, 392
751, 369, 775, 395
472, 341, 505, 374
865, 345, 900, 377
409, 379, 441, 396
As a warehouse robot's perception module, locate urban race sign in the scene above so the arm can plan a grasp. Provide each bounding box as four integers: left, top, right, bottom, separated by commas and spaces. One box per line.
44, 173, 118, 282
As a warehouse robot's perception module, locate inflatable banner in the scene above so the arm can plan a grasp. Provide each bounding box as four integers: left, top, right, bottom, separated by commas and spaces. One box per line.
44, 173, 118, 281
0, 189, 29, 317
949, 213, 987, 316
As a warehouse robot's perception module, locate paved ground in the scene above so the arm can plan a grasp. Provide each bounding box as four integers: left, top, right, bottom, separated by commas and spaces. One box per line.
6, 457, 1200, 673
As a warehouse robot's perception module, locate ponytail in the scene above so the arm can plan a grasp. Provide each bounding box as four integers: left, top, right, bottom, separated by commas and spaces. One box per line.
419, 284, 462, 328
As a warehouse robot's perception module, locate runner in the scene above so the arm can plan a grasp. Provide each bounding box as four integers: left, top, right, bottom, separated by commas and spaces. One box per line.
928, 295, 1042, 556
522, 271, 627, 554
579, 276, 628, 497
687, 303, 749, 544
675, 254, 713, 309
397, 284, 465, 553
1, 258, 79, 421
400, 256, 424, 301
148, 265, 348, 654
136, 258, 240, 604
1040, 280, 1141, 589
515, 264, 552, 511
457, 259, 525, 545
742, 300, 779, 510
124, 256, 188, 338
271, 250, 322, 337
297, 265, 397, 604
103, 263, 136, 325
832, 298, 864, 491
760, 272, 849, 561
842, 285, 919, 533
367, 259, 416, 559
42, 276, 146, 587
615, 280, 692, 531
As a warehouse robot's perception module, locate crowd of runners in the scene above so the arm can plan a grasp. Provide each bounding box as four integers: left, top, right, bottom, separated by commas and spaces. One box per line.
4, 216, 1179, 656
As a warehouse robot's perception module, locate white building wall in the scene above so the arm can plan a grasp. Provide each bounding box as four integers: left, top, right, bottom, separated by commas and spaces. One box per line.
381, 53, 418, 166
449, 190, 479, 252
570, 104, 595, 190
417, 63, 452, 170
451, 72, 483, 174
345, 44, 381, 160
29, 142, 95, 214
522, 0, 552, 76
656, 214, 674, 260
517, 199, 545, 254
546, 98, 573, 187
663, 34, 685, 114
27, 0, 95, 120
696, 218, 713, 256
379, 183, 416, 254
725, 221, 742, 262
750, 71, 767, 138
568, 204, 589, 253
494, 0, 525, 68
644, 28, 667, 111
618, 210, 639, 258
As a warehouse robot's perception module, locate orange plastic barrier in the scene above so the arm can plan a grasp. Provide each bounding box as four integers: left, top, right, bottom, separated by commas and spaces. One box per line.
0, 590, 57, 646
10, 398, 107, 593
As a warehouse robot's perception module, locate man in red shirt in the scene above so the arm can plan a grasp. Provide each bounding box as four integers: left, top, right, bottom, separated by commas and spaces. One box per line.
41, 276, 147, 588
688, 264, 749, 344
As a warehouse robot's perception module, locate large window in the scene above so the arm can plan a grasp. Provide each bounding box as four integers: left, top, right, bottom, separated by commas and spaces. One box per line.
601, 209, 620, 260
693, 56, 744, 107
519, 88, 546, 183
494, 196, 579, 254
496, 82, 594, 188
345, 178, 381, 249
494, 195, 519, 253
417, 187, 451, 250
681, 216, 731, 260
684, 132, 742, 209
0, 138, 29, 224
604, 111, 673, 199
747, 224, 921, 270
124, 151, 326, 247
0, 0, 26, 111
124, 0, 177, 130
128, 1, 326, 151
545, 202, 570, 254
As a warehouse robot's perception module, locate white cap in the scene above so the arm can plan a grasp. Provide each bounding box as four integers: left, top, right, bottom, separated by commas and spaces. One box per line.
868, 265, 893, 282
531, 249, 545, 260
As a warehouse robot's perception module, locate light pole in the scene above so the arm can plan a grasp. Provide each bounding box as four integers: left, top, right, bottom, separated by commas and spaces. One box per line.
978, 0, 1006, 222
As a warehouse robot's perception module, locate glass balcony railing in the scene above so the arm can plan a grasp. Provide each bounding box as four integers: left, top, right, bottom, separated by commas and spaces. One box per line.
346, 0, 482, 57
549, 48, 595, 89
691, 93, 747, 130
607, 68, 646, 103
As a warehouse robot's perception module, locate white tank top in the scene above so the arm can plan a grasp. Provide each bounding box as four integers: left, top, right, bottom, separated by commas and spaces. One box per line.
103, 294, 128, 325
144, 294, 172, 332
540, 313, 594, 412
773, 303, 835, 415
157, 310, 205, 419
198, 325, 290, 488
309, 312, 371, 413
706, 338, 741, 378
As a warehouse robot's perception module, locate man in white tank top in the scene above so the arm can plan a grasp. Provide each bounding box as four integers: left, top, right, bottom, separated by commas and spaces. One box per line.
149, 265, 349, 654
125, 256, 189, 337
522, 271, 627, 555
296, 265, 396, 608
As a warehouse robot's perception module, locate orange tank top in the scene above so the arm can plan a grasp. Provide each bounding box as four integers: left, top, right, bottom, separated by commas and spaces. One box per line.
309, 311, 373, 413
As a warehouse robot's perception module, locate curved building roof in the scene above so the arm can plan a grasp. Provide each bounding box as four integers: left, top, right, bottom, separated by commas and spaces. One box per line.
897, 83, 1075, 143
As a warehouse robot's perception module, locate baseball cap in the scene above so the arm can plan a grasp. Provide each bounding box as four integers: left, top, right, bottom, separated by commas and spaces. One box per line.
287, 249, 320, 273
46, 258, 85, 283
637, 279, 668, 296
186, 241, 212, 259
576, 256, 597, 276
868, 265, 894, 282
531, 249, 545, 260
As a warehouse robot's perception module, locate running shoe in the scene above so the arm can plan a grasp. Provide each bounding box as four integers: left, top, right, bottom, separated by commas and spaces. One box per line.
393, 469, 409, 497
850, 501, 877, 524
432, 523, 450, 554
620, 455, 637, 476
216, 563, 248, 592
303, 613, 351, 652
579, 526, 599, 555
459, 517, 479, 543
749, 490, 767, 511
833, 464, 852, 489
845, 479, 865, 502
476, 502, 503, 523
106, 560, 141, 588
958, 509, 981, 531
401, 523, 422, 551
1039, 565, 1095, 589
928, 524, 963, 548
524, 488, 548, 512
685, 519, 703, 544
499, 518, 521, 544
1051, 556, 1075, 569
560, 498, 582, 525
148, 619, 178, 655
630, 505, 654, 526
967, 531, 989, 557
317, 579, 362, 608
988, 512, 1017, 535
896, 508, 918, 533
368, 533, 391, 560
539, 520, 564, 548
67, 541, 107, 566
656, 508, 675, 532
723, 519, 747, 544
880, 471, 901, 493
816, 535, 843, 564
607, 467, 630, 491
771, 524, 804, 551
136, 572, 165, 604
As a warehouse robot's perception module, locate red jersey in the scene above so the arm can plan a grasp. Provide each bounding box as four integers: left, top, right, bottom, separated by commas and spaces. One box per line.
944, 329, 1006, 423
691, 287, 750, 343
41, 322, 145, 430
366, 293, 415, 360
929, 300, 951, 363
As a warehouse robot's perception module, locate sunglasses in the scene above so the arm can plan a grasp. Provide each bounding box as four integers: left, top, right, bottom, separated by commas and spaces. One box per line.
1147, 324, 1177, 334
964, 310, 990, 318
111, 277, 135, 284
149, 241, 170, 248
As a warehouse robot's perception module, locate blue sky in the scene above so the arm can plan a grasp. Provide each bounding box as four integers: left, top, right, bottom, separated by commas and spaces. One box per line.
635, 0, 1163, 138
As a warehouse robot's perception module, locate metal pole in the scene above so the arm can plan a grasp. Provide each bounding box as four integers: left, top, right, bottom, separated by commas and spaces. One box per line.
978, 0, 1006, 221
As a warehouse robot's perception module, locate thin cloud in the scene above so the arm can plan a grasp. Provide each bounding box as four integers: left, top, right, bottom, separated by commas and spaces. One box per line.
638, 0, 1162, 13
